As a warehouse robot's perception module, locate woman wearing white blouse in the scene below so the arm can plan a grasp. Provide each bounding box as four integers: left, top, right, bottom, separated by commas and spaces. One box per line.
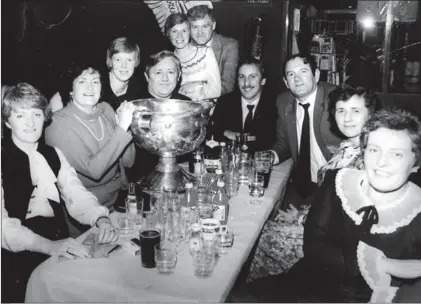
165, 12, 221, 102
1, 83, 118, 303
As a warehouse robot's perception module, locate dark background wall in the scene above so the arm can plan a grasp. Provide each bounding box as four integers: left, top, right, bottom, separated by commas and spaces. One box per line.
2, 0, 286, 99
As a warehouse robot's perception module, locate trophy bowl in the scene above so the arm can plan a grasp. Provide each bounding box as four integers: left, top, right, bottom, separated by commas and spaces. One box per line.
130, 98, 214, 192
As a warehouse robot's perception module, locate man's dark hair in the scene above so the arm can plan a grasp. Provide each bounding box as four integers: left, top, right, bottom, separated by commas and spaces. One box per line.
237, 57, 265, 79
282, 53, 318, 78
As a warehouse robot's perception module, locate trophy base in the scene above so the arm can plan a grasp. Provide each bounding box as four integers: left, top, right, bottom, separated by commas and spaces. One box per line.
138, 156, 196, 193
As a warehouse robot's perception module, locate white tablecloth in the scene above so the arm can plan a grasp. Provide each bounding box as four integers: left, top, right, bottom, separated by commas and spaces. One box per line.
26, 159, 293, 303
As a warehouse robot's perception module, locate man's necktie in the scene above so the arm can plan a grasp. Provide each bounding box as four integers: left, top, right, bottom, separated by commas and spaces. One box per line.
294, 103, 312, 198
243, 104, 255, 134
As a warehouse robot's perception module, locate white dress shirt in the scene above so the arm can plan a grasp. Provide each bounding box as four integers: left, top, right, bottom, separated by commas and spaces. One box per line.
241, 96, 260, 128
295, 88, 327, 183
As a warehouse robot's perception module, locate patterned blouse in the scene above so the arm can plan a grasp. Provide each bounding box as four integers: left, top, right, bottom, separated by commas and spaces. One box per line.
317, 139, 364, 185
175, 45, 221, 101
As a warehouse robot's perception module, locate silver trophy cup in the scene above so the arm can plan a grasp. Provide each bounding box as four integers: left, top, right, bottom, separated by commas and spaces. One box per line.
130, 98, 214, 193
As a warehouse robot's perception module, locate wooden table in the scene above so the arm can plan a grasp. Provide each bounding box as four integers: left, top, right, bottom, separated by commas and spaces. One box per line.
26, 159, 293, 303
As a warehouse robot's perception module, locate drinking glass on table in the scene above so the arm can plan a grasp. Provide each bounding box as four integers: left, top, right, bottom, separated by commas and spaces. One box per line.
155, 241, 177, 275
248, 172, 265, 205
167, 210, 185, 253
139, 228, 161, 268
196, 186, 213, 219
225, 165, 239, 198
193, 249, 216, 279
254, 150, 273, 188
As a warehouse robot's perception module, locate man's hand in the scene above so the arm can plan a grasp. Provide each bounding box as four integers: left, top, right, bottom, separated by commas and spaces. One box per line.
275, 204, 300, 224
223, 130, 237, 141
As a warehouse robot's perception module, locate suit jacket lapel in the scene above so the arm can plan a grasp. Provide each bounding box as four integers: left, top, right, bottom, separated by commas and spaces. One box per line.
286, 94, 299, 159
313, 84, 325, 155
211, 33, 222, 65
233, 93, 243, 132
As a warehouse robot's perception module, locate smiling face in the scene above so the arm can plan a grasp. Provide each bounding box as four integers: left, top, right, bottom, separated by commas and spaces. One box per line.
364, 128, 419, 193
71, 68, 101, 110
335, 95, 370, 143
145, 57, 179, 98
238, 64, 266, 102
189, 15, 215, 45
110, 52, 137, 82
283, 57, 319, 101
6, 107, 45, 146
169, 21, 190, 49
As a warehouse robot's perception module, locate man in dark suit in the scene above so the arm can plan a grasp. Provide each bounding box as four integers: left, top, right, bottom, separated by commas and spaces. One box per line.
187, 5, 239, 96
212, 57, 276, 151
272, 53, 342, 208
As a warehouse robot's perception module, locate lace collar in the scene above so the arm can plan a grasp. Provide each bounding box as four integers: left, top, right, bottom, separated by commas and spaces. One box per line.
335, 168, 421, 234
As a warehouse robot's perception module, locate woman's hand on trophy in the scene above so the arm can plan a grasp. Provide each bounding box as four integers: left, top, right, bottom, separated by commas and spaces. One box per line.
116, 101, 135, 131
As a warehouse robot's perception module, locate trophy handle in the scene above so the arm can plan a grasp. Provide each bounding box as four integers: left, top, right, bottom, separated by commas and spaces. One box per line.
133, 109, 152, 131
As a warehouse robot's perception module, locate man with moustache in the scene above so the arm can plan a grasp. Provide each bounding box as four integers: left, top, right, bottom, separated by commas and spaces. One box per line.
212, 57, 276, 151
187, 5, 239, 96
271, 53, 342, 208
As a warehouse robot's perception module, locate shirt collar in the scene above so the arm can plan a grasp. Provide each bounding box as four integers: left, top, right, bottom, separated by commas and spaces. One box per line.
296, 87, 318, 106
241, 96, 260, 109
206, 37, 213, 47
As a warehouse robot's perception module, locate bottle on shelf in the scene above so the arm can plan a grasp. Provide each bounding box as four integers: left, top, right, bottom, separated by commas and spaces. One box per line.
212, 180, 230, 225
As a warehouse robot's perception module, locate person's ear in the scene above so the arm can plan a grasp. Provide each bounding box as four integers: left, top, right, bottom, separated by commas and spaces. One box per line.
261, 78, 267, 86
144, 72, 149, 83
283, 77, 289, 89
411, 165, 420, 174
5, 121, 11, 129
212, 21, 216, 31
315, 68, 320, 83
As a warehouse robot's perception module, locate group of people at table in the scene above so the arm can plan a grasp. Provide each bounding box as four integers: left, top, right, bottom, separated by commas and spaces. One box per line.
1, 4, 421, 303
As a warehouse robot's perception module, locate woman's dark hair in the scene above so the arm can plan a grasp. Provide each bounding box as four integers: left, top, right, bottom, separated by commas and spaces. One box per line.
327, 85, 382, 138
360, 107, 421, 166
165, 13, 189, 37
58, 62, 101, 105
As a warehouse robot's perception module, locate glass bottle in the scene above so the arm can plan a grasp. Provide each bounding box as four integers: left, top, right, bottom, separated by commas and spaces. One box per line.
180, 182, 196, 228
204, 136, 221, 173
212, 180, 230, 225
220, 142, 229, 173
